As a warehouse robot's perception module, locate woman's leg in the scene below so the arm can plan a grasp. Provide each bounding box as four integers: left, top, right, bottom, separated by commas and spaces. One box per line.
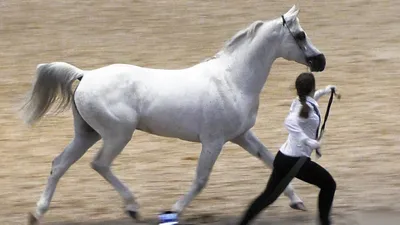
295, 160, 336, 225
238, 168, 285, 225
238, 152, 301, 225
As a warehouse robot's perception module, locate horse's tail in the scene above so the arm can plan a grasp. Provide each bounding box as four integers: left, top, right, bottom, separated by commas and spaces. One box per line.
20, 62, 84, 125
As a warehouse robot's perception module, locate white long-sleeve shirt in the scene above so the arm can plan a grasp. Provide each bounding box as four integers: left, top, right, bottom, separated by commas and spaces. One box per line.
279, 89, 327, 157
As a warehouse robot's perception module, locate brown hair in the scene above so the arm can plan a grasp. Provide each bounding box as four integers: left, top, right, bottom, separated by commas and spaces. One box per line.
295, 72, 316, 118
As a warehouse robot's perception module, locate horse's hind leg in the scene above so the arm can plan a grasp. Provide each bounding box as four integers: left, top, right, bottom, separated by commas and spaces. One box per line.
28, 104, 100, 225
90, 125, 139, 220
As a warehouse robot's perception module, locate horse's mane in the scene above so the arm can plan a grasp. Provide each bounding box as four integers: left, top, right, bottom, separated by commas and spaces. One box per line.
203, 20, 264, 62
223, 20, 264, 53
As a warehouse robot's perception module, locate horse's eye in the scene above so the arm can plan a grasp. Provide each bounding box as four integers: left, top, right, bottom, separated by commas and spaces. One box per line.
295, 31, 306, 41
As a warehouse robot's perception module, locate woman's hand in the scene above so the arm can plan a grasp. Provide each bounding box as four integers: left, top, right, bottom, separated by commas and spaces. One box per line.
324, 85, 341, 99
324, 85, 337, 94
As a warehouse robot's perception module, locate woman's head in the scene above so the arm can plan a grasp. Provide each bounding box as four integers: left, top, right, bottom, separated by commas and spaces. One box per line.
295, 72, 315, 118
296, 72, 315, 97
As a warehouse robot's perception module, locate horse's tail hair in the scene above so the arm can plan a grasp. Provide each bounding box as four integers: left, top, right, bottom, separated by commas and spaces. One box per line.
20, 62, 84, 125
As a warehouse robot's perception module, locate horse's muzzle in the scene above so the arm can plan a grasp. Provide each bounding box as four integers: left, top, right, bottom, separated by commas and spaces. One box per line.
307, 54, 326, 72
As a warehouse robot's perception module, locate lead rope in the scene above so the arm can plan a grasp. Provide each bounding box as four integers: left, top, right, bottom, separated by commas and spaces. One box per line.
315, 88, 339, 158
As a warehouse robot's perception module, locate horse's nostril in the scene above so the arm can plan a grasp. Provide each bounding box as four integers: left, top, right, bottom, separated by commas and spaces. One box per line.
307, 54, 326, 72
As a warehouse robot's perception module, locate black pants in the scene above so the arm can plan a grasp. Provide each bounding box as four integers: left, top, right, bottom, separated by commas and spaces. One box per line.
238, 151, 336, 225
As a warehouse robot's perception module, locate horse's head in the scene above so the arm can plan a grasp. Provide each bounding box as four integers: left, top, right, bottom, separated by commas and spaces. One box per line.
278, 5, 326, 72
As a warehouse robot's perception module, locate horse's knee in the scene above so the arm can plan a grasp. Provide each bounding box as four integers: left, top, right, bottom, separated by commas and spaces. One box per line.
91, 161, 109, 174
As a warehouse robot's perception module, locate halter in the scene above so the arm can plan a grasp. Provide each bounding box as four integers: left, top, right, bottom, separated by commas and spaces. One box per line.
281, 15, 310, 71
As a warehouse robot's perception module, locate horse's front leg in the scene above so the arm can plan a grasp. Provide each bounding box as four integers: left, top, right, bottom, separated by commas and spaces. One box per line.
231, 130, 307, 211
172, 140, 224, 214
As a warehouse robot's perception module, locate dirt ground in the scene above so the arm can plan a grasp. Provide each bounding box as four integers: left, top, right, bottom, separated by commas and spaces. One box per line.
0, 0, 399, 224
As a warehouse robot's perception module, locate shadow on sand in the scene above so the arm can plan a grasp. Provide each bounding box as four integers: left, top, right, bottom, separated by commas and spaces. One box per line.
43, 213, 356, 225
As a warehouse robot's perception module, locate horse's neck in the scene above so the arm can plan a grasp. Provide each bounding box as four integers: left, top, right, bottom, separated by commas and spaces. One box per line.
223, 21, 282, 96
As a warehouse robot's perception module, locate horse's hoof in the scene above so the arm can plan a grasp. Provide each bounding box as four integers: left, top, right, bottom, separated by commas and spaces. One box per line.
290, 202, 307, 211
126, 210, 140, 221
28, 213, 39, 225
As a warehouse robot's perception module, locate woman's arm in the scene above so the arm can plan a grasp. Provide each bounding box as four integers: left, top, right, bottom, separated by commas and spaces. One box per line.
314, 85, 337, 101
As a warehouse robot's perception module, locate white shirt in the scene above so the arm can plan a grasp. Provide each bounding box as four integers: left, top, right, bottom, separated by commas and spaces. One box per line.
279, 90, 326, 157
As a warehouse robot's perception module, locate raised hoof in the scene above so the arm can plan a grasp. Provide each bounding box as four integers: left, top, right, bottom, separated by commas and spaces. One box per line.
126, 210, 140, 221
28, 213, 39, 225
290, 202, 307, 211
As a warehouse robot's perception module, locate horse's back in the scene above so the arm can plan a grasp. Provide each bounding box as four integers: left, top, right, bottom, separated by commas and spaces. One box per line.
73, 61, 229, 142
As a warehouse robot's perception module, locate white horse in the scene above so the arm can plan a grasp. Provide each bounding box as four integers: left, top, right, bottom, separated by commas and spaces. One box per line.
22, 5, 325, 224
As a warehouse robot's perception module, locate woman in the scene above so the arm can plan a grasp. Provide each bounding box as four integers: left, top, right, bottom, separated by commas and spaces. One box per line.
238, 72, 337, 225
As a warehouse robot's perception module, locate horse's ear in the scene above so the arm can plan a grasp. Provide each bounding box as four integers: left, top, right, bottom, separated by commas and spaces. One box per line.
284, 5, 299, 23
287, 5, 297, 14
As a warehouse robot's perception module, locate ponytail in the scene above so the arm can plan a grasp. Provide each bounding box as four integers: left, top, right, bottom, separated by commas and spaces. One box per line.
299, 95, 310, 118
295, 72, 315, 118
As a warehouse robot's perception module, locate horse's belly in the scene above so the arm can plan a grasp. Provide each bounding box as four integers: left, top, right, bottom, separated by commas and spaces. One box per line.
137, 116, 201, 142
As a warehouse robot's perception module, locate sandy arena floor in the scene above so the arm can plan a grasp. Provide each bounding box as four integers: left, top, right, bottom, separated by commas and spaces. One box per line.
0, 1, 399, 224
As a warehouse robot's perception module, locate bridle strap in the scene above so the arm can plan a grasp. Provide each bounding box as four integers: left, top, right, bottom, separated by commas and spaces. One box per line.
281, 15, 308, 66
